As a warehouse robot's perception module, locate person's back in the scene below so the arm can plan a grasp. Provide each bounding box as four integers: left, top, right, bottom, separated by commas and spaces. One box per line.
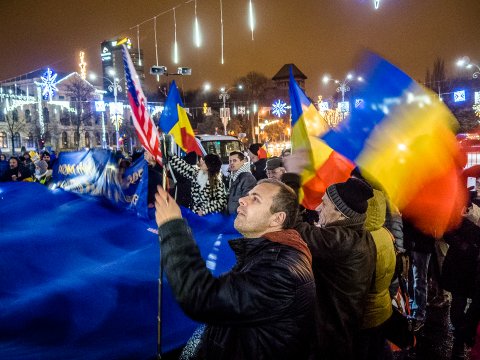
362, 189, 396, 329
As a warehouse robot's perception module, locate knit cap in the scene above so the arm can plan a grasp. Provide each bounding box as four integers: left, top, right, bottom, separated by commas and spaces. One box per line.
326, 178, 374, 218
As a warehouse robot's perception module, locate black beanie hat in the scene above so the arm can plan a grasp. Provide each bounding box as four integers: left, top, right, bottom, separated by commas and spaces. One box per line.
326, 178, 374, 217
203, 153, 222, 174
248, 143, 262, 156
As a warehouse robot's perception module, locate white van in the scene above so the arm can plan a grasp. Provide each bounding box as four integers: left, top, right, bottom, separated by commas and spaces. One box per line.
194, 134, 245, 176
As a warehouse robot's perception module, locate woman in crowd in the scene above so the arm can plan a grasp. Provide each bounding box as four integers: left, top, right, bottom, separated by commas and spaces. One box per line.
168, 153, 226, 215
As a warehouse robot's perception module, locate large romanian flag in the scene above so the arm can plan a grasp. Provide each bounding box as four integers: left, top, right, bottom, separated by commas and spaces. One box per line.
159, 81, 203, 155
289, 70, 355, 210
321, 52, 467, 236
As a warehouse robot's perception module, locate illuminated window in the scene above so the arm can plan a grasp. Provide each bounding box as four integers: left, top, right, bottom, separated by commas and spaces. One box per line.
0, 132, 7, 148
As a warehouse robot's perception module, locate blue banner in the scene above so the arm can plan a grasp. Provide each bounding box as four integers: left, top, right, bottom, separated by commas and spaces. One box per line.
0, 182, 238, 359
52, 149, 148, 218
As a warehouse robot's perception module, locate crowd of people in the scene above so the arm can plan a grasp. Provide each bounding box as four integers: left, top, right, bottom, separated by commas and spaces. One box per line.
155, 144, 480, 360
3, 142, 480, 360
0, 150, 55, 185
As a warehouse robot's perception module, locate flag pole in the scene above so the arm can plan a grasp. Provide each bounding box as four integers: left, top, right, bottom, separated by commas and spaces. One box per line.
157, 134, 168, 359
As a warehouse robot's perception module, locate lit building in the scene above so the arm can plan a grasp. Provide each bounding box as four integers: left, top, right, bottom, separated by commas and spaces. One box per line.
0, 69, 142, 155
100, 38, 145, 101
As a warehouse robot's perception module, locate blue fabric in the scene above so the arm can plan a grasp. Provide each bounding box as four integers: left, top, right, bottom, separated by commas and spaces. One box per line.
159, 80, 183, 133
0, 182, 238, 359
321, 52, 414, 161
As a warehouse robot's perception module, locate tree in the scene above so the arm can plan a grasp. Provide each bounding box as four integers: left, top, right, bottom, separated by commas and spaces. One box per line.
64, 77, 95, 150
425, 57, 448, 94
4, 113, 27, 155
235, 71, 268, 102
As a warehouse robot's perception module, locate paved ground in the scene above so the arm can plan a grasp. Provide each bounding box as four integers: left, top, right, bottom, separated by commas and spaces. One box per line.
393, 303, 470, 360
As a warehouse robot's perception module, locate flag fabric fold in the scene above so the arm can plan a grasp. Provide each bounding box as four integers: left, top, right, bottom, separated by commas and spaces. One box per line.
0, 182, 238, 359
159, 81, 203, 155
320, 52, 467, 236
122, 45, 163, 165
289, 69, 355, 209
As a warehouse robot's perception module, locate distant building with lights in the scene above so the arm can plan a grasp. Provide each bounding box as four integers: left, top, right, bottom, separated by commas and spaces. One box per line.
0, 69, 143, 155
100, 38, 145, 101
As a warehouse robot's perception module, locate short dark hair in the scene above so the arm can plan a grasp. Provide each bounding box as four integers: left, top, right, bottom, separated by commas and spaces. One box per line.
258, 178, 298, 229
229, 151, 245, 161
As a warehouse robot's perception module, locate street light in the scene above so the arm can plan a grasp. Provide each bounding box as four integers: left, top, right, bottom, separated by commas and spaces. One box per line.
322, 72, 363, 119
90, 71, 123, 150
322, 73, 363, 102
219, 84, 243, 135
457, 56, 480, 79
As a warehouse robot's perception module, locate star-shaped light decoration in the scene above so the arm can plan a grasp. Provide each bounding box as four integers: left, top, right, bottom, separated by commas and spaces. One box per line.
271, 99, 287, 117
40, 68, 58, 101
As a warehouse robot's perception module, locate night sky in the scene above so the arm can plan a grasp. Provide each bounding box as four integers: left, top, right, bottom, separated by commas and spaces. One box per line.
1, 0, 479, 97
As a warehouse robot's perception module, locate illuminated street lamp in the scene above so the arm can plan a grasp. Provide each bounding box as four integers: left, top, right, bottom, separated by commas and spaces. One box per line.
90, 71, 123, 150
219, 84, 243, 135
457, 56, 480, 79
322, 73, 363, 119
322, 73, 363, 102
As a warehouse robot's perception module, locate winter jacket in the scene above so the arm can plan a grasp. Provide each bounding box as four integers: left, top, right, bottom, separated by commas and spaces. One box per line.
441, 216, 480, 297
169, 155, 227, 214
362, 189, 396, 329
295, 215, 376, 360
251, 158, 267, 181
158, 219, 316, 360
226, 163, 256, 215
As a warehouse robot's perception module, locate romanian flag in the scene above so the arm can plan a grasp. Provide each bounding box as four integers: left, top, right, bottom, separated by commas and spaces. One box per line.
289, 70, 355, 210
159, 81, 202, 155
321, 52, 467, 236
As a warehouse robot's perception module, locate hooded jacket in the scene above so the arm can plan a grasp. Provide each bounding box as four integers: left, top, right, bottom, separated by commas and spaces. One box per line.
295, 214, 376, 360
158, 219, 316, 360
362, 189, 396, 329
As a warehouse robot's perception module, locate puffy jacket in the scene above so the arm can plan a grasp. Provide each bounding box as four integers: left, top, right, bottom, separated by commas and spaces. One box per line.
159, 219, 316, 360
295, 216, 376, 360
362, 189, 396, 329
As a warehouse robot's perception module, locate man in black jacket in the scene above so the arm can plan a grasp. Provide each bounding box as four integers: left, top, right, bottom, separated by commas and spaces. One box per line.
226, 151, 256, 215
155, 179, 315, 359
283, 151, 376, 360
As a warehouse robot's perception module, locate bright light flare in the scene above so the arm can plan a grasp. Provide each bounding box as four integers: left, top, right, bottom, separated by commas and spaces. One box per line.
249, 0, 255, 40
194, 17, 201, 47
322, 75, 330, 84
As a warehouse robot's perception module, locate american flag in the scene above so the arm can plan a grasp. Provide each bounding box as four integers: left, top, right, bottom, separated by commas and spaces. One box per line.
122, 45, 163, 165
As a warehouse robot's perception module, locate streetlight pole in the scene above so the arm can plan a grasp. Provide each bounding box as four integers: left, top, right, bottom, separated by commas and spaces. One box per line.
89, 72, 123, 150
457, 56, 480, 79
218, 85, 243, 135
322, 73, 363, 120
108, 77, 122, 151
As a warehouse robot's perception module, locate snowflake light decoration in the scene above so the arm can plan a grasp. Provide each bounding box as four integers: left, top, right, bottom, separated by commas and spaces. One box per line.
272, 99, 287, 117
40, 68, 58, 101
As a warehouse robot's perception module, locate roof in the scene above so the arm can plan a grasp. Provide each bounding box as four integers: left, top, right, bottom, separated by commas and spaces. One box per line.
272, 64, 307, 81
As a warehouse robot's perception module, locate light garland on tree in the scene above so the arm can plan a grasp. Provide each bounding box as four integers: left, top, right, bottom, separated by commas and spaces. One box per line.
79, 51, 87, 80
194, 0, 201, 47
173, 7, 179, 64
